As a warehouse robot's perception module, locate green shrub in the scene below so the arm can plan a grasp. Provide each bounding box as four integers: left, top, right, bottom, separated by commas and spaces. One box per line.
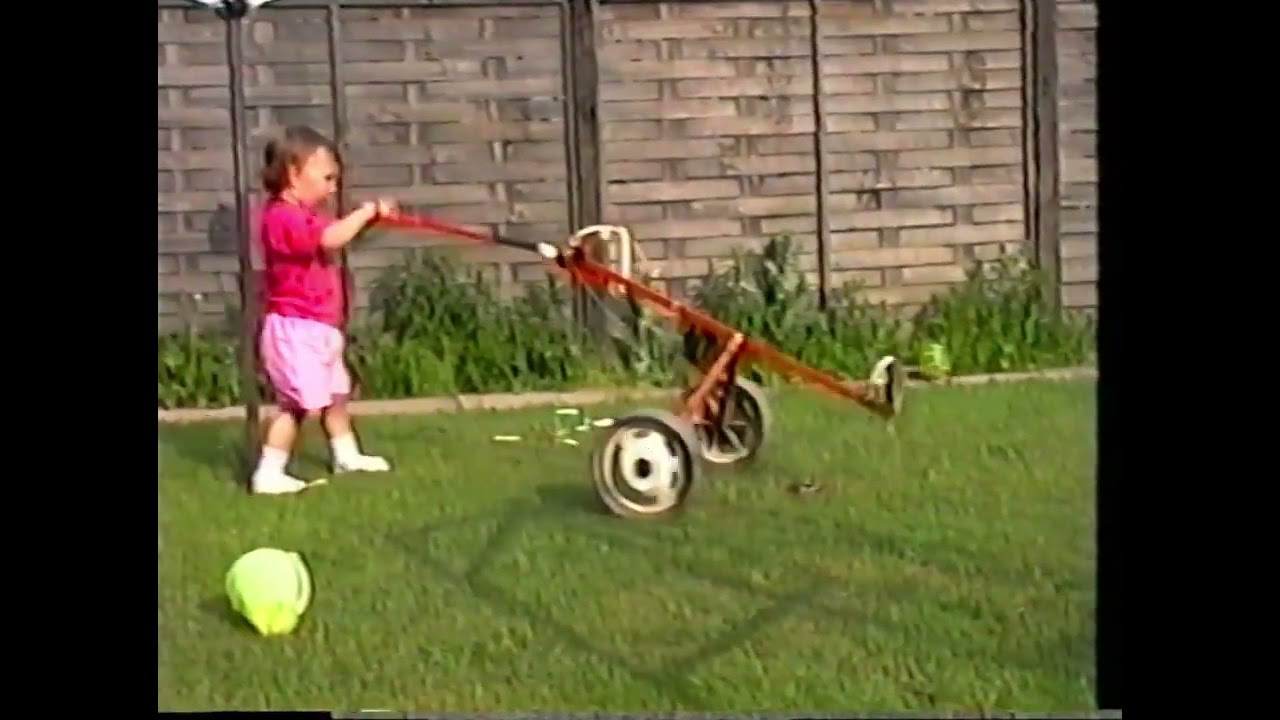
693, 236, 914, 385
156, 238, 1095, 409
157, 331, 243, 409
691, 236, 1094, 383
913, 255, 1096, 374
351, 250, 602, 396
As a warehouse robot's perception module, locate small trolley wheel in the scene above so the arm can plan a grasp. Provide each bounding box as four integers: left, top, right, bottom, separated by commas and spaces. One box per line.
591, 409, 702, 520
869, 355, 907, 417
697, 377, 772, 466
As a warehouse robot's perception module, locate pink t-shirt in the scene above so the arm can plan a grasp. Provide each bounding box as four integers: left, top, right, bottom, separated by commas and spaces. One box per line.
259, 199, 344, 327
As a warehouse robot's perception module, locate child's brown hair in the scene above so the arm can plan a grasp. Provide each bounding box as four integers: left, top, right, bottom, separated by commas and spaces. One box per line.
260, 125, 342, 195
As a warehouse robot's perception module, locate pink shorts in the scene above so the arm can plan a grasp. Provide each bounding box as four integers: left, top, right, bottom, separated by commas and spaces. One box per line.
260, 313, 352, 412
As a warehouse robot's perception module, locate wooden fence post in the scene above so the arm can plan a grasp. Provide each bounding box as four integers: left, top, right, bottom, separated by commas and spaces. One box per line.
807, 0, 832, 309
567, 0, 608, 344
571, 0, 602, 233
1022, 0, 1062, 307
326, 3, 354, 329
222, 4, 261, 487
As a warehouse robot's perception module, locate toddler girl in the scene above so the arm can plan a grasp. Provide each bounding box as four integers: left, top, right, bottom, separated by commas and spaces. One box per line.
250, 125, 397, 495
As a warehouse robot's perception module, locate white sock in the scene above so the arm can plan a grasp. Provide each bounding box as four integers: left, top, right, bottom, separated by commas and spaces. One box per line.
330, 434, 360, 464
251, 446, 317, 494
256, 446, 289, 475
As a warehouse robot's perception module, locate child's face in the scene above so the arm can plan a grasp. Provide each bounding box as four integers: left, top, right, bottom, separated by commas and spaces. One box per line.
287, 147, 340, 207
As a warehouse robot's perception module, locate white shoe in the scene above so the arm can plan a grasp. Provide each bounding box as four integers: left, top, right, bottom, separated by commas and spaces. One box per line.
251, 470, 327, 495
334, 454, 391, 474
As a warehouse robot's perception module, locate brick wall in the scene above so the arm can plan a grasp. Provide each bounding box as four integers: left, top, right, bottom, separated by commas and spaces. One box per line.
1056, 0, 1097, 309
159, 8, 238, 330
339, 5, 573, 296
816, 0, 1026, 306
598, 1, 819, 298
157, 0, 1098, 333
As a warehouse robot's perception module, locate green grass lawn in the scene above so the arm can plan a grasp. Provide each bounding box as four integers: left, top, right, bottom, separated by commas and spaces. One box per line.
158, 380, 1096, 712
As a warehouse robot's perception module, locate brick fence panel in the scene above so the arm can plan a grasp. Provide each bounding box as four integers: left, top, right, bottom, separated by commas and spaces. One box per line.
338, 4, 572, 305
1056, 0, 1097, 310
158, 0, 1097, 332
596, 1, 822, 298
818, 0, 1027, 310
242, 5, 341, 172
158, 7, 239, 334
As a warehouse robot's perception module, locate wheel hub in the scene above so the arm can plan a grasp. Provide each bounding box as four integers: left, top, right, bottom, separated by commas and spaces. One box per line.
616, 428, 678, 496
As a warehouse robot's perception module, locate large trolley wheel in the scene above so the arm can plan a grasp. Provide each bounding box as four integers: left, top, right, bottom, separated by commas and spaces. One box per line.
591, 409, 702, 520
697, 378, 772, 466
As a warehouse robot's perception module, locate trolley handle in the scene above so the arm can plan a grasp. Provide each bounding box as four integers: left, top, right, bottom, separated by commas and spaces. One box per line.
372, 214, 552, 257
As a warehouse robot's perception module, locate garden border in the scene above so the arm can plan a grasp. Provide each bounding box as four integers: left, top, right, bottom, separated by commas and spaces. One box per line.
157, 366, 1097, 424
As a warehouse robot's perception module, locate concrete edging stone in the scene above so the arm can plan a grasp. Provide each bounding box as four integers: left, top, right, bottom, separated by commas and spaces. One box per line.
157, 366, 1097, 424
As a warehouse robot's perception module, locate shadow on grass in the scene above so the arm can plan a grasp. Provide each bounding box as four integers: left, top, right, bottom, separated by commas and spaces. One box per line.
199, 595, 249, 632
390, 481, 836, 710
160, 425, 246, 489
531, 480, 607, 518
160, 421, 333, 491
198, 594, 328, 641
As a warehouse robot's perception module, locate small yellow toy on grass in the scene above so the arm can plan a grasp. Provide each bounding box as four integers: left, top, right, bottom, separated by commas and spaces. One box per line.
224, 547, 313, 636
918, 342, 952, 380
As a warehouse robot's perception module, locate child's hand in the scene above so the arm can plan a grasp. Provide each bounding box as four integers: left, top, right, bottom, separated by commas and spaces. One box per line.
357, 199, 398, 221
374, 198, 399, 219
